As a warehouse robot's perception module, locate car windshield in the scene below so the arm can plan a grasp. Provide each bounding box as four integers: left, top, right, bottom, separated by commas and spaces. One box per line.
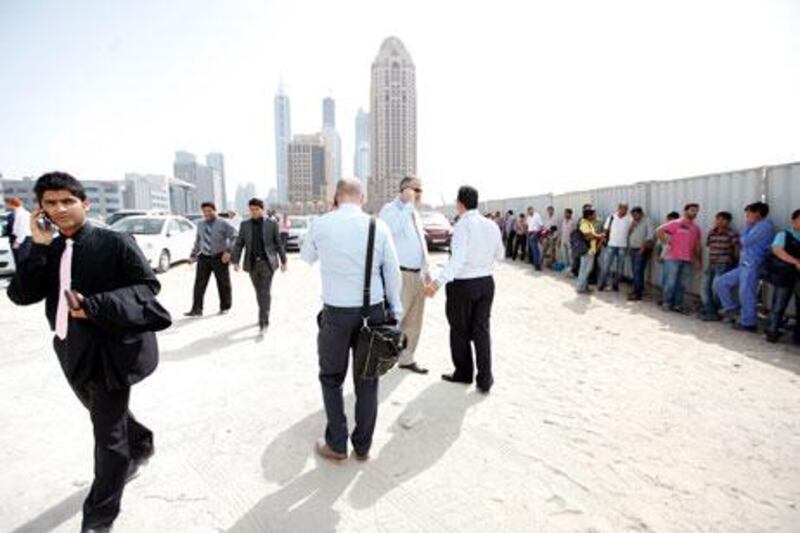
106, 212, 144, 226
420, 212, 450, 226
112, 218, 165, 235
289, 218, 307, 229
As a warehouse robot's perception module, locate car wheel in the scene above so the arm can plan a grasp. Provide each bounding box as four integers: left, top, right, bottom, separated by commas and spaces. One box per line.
156, 249, 171, 273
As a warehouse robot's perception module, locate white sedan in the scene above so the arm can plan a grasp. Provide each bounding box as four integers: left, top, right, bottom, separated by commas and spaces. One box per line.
111, 215, 196, 273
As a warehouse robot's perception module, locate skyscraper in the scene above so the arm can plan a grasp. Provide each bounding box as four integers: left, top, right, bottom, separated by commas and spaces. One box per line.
274, 84, 292, 204
287, 133, 332, 210
354, 108, 371, 187
206, 152, 227, 209
323, 97, 336, 129
321, 97, 342, 183
369, 36, 417, 211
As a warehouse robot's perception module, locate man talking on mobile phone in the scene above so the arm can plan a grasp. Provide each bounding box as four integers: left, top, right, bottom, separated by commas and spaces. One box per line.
7, 172, 171, 533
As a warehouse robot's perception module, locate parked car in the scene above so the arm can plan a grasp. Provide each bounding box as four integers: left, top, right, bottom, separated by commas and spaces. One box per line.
111, 215, 196, 273
106, 209, 170, 227
420, 211, 454, 251
285, 216, 311, 252
0, 216, 13, 275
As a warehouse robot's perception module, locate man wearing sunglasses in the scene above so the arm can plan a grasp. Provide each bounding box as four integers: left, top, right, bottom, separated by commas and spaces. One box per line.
379, 176, 430, 374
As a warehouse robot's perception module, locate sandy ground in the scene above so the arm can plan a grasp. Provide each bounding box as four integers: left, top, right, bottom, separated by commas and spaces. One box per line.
0, 252, 799, 533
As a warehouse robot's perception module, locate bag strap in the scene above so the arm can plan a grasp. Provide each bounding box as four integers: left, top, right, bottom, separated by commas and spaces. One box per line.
362, 217, 377, 321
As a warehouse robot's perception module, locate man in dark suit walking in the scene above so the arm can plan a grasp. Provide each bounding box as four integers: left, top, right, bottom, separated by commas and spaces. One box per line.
7, 172, 171, 533
232, 198, 288, 333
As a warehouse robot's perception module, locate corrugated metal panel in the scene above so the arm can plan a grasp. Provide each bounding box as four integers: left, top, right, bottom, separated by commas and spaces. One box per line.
589, 183, 650, 220
553, 191, 593, 217
647, 169, 763, 294
766, 163, 800, 227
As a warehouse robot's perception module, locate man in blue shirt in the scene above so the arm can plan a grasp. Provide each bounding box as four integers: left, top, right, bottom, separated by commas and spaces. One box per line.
301, 178, 402, 462
379, 176, 430, 375
765, 208, 800, 343
714, 202, 775, 331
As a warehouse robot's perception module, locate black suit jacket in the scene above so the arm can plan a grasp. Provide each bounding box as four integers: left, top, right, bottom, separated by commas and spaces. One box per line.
232, 217, 287, 272
7, 223, 171, 389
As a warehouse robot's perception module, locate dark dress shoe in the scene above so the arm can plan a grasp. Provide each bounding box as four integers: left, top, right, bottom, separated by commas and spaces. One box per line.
765, 331, 780, 343
81, 527, 111, 533
441, 373, 472, 385
315, 439, 347, 462
399, 363, 429, 374
353, 450, 370, 462
184, 310, 202, 317
733, 323, 758, 333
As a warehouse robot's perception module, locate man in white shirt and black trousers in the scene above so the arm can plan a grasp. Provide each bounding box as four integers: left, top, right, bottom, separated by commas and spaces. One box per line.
424, 186, 504, 393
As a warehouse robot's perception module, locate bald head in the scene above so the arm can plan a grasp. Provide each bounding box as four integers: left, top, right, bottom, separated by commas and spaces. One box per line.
335, 178, 364, 206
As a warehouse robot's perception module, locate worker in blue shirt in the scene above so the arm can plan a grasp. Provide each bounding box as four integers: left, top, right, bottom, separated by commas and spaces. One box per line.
713, 202, 775, 331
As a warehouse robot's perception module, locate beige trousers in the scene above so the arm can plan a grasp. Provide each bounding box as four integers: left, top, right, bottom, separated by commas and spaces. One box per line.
400, 270, 426, 365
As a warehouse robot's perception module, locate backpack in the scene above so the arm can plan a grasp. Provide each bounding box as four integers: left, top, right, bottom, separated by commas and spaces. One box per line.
570, 220, 590, 256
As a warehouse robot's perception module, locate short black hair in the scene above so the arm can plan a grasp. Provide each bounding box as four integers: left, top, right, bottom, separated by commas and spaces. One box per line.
565, 208, 573, 215
715, 211, 733, 221
684, 203, 699, 211
667, 211, 680, 220
457, 186, 479, 210
507, 210, 514, 215
792, 209, 800, 220
744, 202, 769, 217
518, 213, 525, 219
201, 202, 217, 211
34, 172, 86, 203
630, 206, 643, 215
248, 198, 264, 209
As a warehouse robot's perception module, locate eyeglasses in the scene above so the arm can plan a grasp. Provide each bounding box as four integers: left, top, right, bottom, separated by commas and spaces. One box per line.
403, 187, 423, 194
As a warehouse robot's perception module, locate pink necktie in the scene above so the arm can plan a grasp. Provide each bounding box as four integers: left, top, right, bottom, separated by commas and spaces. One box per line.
55, 239, 73, 340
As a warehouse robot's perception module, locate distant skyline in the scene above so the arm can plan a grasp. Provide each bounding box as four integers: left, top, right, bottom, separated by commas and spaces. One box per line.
1, 0, 799, 206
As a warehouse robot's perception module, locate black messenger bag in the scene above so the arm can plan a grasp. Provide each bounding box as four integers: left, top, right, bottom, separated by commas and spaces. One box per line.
354, 217, 407, 380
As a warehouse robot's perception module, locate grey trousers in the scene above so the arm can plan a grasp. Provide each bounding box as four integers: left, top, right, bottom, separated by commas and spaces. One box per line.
249, 259, 274, 326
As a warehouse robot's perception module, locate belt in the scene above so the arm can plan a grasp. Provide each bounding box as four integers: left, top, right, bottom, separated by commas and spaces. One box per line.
400, 267, 421, 273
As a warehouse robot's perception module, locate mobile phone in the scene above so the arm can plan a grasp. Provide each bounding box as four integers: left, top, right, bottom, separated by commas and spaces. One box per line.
37, 213, 54, 231
64, 289, 81, 311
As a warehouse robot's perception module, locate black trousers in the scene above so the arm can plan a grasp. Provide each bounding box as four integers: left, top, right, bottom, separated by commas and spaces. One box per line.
505, 230, 516, 258
249, 258, 274, 326
317, 304, 385, 455
513, 233, 527, 260
191, 253, 232, 312
445, 276, 495, 389
55, 340, 153, 529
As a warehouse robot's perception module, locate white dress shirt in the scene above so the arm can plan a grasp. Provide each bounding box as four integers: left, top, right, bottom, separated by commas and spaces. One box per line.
13, 206, 32, 241
526, 212, 543, 233
301, 203, 403, 318
434, 209, 505, 287
379, 198, 428, 271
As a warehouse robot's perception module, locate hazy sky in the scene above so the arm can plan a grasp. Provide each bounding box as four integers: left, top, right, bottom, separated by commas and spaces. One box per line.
1, 0, 798, 206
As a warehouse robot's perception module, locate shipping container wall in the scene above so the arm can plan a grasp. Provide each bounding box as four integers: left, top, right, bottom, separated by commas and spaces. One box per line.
766, 163, 800, 228
433, 162, 797, 310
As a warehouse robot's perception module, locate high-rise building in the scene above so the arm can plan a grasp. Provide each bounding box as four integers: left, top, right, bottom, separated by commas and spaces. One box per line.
321, 97, 342, 182
206, 152, 227, 209
123, 173, 170, 212
369, 36, 417, 211
287, 133, 332, 210
234, 182, 257, 215
172, 150, 225, 211
274, 84, 292, 204
354, 108, 371, 187
169, 177, 195, 215
323, 97, 336, 129
1, 176, 124, 217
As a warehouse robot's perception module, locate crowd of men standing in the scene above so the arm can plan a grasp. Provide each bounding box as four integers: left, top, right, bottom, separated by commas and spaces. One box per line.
490, 201, 800, 346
